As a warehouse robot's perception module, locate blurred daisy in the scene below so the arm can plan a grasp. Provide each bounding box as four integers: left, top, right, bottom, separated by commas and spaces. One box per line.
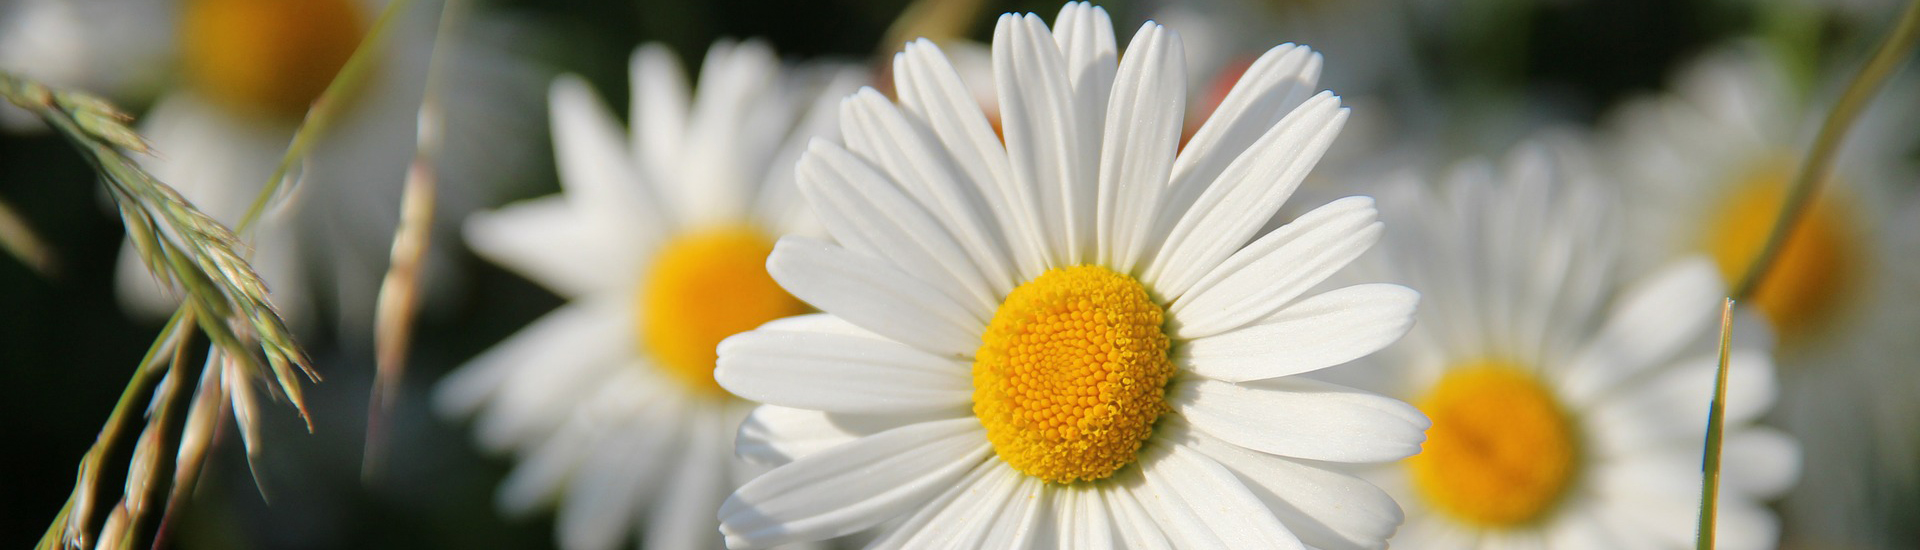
1345, 142, 1799, 549
433, 42, 860, 550
1605, 45, 1920, 547
0, 0, 174, 129
714, 4, 1427, 548
113, 0, 542, 331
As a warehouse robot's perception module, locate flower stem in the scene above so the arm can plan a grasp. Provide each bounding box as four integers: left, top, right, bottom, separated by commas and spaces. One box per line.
1696, 298, 1736, 550
1733, 0, 1920, 300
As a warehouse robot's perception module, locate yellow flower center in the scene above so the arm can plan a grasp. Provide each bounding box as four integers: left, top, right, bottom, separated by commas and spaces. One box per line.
972, 265, 1173, 484
181, 0, 365, 119
1701, 165, 1859, 339
1408, 362, 1578, 527
638, 227, 808, 395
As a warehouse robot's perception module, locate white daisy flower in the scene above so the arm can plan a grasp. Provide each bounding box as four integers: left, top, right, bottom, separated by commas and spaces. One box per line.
113, 0, 542, 331
1343, 141, 1799, 549
0, 0, 174, 129
433, 41, 861, 550
1603, 45, 1920, 548
713, 4, 1428, 548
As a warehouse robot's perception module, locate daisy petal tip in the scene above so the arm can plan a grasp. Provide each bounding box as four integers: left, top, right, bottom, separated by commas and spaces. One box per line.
548, 72, 588, 97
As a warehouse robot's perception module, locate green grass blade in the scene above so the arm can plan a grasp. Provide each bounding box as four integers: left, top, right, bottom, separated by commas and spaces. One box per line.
235, 0, 417, 234
1697, 299, 1736, 550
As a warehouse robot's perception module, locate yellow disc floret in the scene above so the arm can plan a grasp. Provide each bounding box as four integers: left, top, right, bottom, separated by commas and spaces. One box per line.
1409, 362, 1578, 526
639, 227, 808, 395
181, 0, 365, 119
973, 265, 1173, 484
1702, 165, 1858, 339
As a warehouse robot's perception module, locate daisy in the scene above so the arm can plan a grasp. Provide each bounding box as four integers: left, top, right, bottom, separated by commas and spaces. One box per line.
1341, 141, 1799, 549
1603, 44, 1920, 548
432, 41, 861, 550
713, 4, 1429, 548
0, 0, 173, 129
112, 0, 541, 331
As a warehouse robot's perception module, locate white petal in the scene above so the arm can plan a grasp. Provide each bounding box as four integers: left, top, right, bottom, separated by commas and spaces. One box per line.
549, 75, 662, 237
1172, 196, 1382, 338
995, 12, 1093, 266
629, 44, 689, 191
1056, 485, 1118, 549
1164, 421, 1400, 550
1158, 44, 1321, 245
464, 313, 636, 452
1392, 513, 1480, 550
1179, 283, 1417, 382
1143, 93, 1347, 298
1119, 468, 1219, 548
715, 327, 973, 414
1585, 346, 1774, 452
494, 414, 597, 517
1595, 473, 1778, 550
797, 138, 999, 318
1132, 442, 1306, 549
748, 312, 873, 336
1708, 497, 1782, 550
717, 417, 990, 548
1719, 427, 1800, 499
1102, 484, 1174, 550
734, 405, 967, 467
674, 40, 780, 226
891, 39, 1046, 279
753, 68, 859, 238
1051, 4, 1117, 259
1051, 3, 1117, 141
766, 237, 982, 358
835, 89, 1019, 297
981, 477, 1049, 548
1560, 258, 1725, 402
644, 406, 733, 550
1540, 499, 1632, 550
868, 458, 1021, 550
463, 196, 639, 299
1172, 376, 1427, 463
555, 400, 687, 550
433, 299, 624, 442
1095, 22, 1185, 271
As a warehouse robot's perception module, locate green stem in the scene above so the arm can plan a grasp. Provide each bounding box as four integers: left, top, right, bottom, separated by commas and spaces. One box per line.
1696, 299, 1736, 550
1733, 0, 1920, 300
236, 0, 416, 234
1701, 3, 1920, 548
35, 310, 194, 550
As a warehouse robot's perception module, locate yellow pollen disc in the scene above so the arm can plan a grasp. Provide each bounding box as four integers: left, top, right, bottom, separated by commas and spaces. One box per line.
181, 0, 365, 119
1701, 166, 1859, 338
638, 227, 807, 395
972, 265, 1173, 484
1408, 362, 1578, 527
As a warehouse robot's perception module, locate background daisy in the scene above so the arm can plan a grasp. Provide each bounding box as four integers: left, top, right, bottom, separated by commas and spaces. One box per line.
715, 4, 1429, 548
0, 0, 175, 130
434, 41, 860, 550
1603, 44, 1920, 549
1337, 140, 1800, 549
112, 0, 544, 335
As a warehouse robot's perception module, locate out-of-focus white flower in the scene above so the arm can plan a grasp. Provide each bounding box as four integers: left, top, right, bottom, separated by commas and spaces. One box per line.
113, 0, 543, 333
1604, 44, 1920, 548
434, 41, 861, 550
0, 0, 176, 129
1342, 141, 1798, 549
713, 4, 1428, 548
